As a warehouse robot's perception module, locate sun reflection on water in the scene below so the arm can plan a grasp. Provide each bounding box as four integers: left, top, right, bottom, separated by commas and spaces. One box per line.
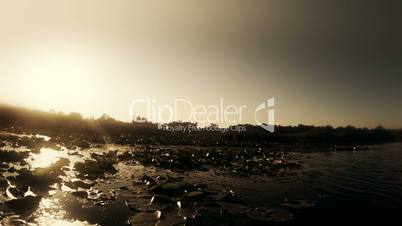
29, 148, 66, 168
25, 147, 97, 226
35, 196, 96, 226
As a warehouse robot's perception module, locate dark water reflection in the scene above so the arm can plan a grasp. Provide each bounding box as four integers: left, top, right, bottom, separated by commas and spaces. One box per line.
250, 143, 402, 226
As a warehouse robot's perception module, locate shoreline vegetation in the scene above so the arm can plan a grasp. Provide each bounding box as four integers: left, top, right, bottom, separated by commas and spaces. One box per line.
1, 104, 401, 149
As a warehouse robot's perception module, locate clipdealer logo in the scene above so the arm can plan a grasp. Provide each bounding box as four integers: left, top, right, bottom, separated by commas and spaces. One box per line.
129, 98, 275, 132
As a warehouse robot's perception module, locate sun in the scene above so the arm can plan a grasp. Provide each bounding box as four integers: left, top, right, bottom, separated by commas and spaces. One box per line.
15, 48, 97, 114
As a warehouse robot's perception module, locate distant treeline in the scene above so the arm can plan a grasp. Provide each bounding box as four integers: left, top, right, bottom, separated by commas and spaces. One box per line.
0, 104, 401, 147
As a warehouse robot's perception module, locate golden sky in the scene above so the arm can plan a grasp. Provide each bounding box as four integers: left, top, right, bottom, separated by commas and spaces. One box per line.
0, 0, 401, 128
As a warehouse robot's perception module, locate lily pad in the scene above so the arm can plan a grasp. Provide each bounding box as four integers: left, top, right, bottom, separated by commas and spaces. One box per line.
6, 187, 25, 198
177, 206, 198, 219
65, 180, 94, 190
129, 211, 162, 226
211, 190, 236, 202
71, 190, 88, 198
155, 214, 186, 226
138, 202, 171, 212
185, 191, 204, 200
5, 195, 42, 211
126, 197, 152, 211
218, 202, 250, 214
152, 194, 182, 203
151, 183, 181, 192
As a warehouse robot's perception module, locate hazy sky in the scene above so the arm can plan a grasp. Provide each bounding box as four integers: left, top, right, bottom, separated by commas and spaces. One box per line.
0, 0, 401, 127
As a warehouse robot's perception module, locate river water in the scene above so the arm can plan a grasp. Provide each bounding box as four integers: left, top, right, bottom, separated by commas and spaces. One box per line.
257, 143, 402, 226
1, 134, 401, 226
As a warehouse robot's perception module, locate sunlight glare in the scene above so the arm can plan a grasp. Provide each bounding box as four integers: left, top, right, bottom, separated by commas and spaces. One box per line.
36, 197, 95, 226
29, 148, 65, 168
